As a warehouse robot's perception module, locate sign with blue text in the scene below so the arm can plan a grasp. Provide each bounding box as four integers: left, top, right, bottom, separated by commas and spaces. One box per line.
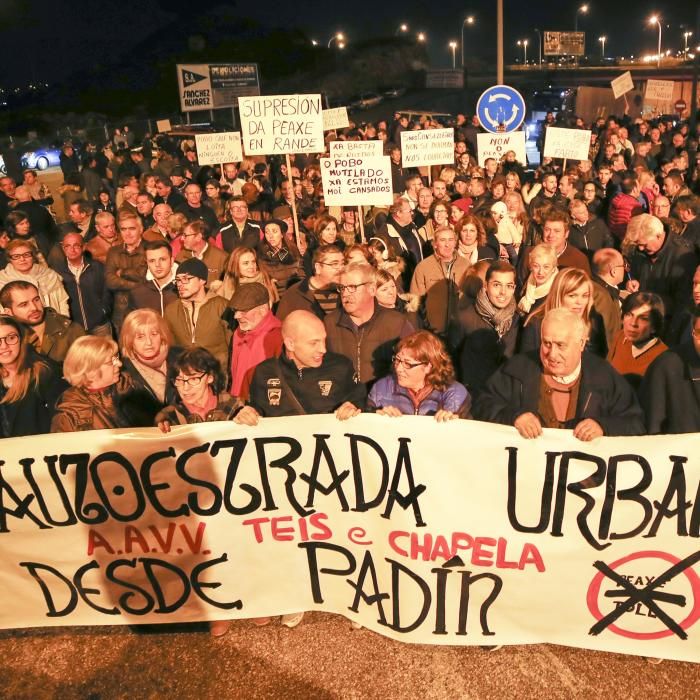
476, 85, 526, 134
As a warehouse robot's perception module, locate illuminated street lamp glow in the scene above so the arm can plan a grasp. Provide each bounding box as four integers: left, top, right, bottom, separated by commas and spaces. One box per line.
598, 35, 606, 57
647, 15, 662, 68
461, 15, 476, 68
396, 23, 409, 36
328, 32, 345, 49
417, 32, 426, 43
449, 40, 458, 70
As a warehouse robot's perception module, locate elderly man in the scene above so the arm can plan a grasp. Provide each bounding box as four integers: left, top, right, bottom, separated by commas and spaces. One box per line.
248, 309, 365, 418
105, 212, 147, 332
176, 182, 219, 233
227, 282, 283, 400
568, 199, 614, 261
641, 307, 700, 433
213, 196, 262, 252
458, 260, 520, 397
473, 307, 645, 439
277, 244, 343, 321
175, 220, 228, 287
59, 200, 96, 240
144, 203, 173, 242
591, 248, 624, 350
324, 262, 413, 386
86, 212, 121, 264
0, 280, 85, 363
410, 226, 469, 342
413, 187, 434, 228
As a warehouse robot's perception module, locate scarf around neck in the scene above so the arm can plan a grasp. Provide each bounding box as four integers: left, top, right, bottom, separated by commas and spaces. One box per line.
475, 287, 516, 338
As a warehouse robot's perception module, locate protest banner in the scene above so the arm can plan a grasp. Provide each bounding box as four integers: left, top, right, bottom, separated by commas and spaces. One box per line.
194, 132, 243, 166
238, 94, 324, 156
476, 131, 527, 167
645, 79, 675, 104
611, 72, 634, 99
0, 416, 699, 664
329, 140, 384, 158
400, 129, 454, 167
543, 127, 592, 161
323, 107, 350, 132
320, 155, 393, 207
156, 119, 172, 133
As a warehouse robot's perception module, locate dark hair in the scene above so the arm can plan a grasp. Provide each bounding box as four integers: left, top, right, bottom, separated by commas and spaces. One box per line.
169, 346, 225, 396
313, 243, 343, 267
4, 210, 30, 237
485, 260, 516, 283
143, 239, 172, 255
0, 280, 39, 310
622, 292, 665, 338
543, 208, 571, 229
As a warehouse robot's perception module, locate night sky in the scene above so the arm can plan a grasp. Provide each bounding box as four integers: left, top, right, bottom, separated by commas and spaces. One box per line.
0, 0, 695, 88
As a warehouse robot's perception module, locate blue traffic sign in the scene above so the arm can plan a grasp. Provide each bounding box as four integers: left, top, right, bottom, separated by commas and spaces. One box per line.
476, 85, 526, 134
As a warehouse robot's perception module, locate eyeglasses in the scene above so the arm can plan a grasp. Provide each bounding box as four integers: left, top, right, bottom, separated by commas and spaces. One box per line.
0, 333, 20, 347
612, 261, 630, 271
182, 232, 200, 239
103, 354, 120, 366
320, 260, 344, 268
338, 282, 369, 295
172, 373, 206, 387
393, 355, 427, 370
9, 252, 33, 260
175, 276, 196, 285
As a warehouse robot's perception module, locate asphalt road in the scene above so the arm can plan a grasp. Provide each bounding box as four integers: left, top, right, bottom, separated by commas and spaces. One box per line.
0, 614, 697, 699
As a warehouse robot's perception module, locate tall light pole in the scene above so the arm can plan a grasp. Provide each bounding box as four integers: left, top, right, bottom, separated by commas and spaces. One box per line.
497, 0, 503, 83
517, 40, 528, 65
685, 31, 693, 58
574, 4, 589, 32
534, 28, 543, 65
449, 41, 458, 69
461, 15, 475, 68
599, 36, 606, 58
648, 15, 662, 68
328, 32, 345, 49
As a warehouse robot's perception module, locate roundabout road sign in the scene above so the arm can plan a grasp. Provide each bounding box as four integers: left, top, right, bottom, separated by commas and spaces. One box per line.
476, 85, 526, 134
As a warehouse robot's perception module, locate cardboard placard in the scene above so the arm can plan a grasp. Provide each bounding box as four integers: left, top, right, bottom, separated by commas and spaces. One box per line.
194, 132, 243, 166
476, 131, 527, 167
321, 154, 393, 206
543, 127, 592, 161
400, 128, 454, 167
322, 107, 350, 131
611, 72, 634, 99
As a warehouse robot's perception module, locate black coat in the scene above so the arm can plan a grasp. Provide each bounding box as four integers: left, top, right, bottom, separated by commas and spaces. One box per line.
54, 254, 111, 331
472, 350, 646, 436
640, 341, 700, 434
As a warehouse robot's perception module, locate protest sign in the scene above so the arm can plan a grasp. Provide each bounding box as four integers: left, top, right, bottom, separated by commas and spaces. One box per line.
321, 155, 393, 206
329, 140, 384, 158
400, 128, 454, 167
476, 131, 527, 167
645, 79, 674, 103
323, 107, 350, 131
238, 94, 324, 155
156, 119, 172, 133
194, 132, 243, 166
543, 127, 592, 161
1, 416, 699, 664
611, 72, 634, 99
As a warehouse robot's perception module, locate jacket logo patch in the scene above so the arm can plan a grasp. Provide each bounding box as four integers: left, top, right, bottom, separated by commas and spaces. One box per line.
267, 388, 281, 405
318, 380, 332, 396
267, 378, 281, 387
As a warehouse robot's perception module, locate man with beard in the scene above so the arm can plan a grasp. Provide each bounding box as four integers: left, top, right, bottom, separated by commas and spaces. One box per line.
458, 260, 520, 398
0, 280, 84, 364
128, 239, 179, 316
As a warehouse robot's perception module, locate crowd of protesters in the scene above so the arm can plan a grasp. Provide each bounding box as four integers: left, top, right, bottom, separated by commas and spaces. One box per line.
0, 105, 699, 633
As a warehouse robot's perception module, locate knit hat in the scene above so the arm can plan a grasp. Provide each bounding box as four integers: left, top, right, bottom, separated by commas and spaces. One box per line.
176, 257, 208, 281
230, 282, 269, 312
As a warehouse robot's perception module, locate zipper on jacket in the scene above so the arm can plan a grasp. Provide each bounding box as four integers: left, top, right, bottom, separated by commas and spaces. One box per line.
74, 265, 89, 330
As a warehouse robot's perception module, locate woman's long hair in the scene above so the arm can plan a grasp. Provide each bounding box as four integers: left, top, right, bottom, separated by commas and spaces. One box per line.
0, 315, 51, 404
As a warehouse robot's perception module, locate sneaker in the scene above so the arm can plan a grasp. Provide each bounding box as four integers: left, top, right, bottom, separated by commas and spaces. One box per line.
281, 612, 305, 628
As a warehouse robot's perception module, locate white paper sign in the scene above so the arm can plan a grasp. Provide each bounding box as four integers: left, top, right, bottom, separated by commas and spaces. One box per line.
156, 119, 172, 133
543, 127, 592, 161
321, 155, 393, 206
322, 107, 350, 131
476, 131, 527, 167
645, 79, 674, 103
329, 140, 384, 158
611, 72, 634, 99
194, 132, 243, 165
400, 128, 455, 167
238, 94, 324, 155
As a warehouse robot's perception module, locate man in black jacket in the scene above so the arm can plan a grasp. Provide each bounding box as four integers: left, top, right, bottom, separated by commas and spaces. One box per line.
247, 310, 365, 418
473, 308, 645, 440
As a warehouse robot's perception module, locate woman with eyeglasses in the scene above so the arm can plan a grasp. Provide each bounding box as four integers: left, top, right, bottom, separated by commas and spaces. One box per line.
0, 315, 66, 437
367, 331, 470, 420
0, 239, 70, 316
51, 335, 132, 432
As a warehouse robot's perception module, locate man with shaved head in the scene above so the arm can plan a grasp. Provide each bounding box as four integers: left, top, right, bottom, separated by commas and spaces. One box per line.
246, 309, 366, 418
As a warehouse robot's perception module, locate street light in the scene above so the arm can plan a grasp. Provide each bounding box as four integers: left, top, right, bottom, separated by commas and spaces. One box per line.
648, 15, 662, 68
417, 32, 426, 43
517, 39, 528, 65
574, 4, 589, 32
461, 16, 475, 67
328, 32, 345, 49
684, 31, 693, 57
534, 28, 543, 65
449, 41, 458, 69
311, 39, 318, 47
599, 35, 606, 58
396, 23, 409, 36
